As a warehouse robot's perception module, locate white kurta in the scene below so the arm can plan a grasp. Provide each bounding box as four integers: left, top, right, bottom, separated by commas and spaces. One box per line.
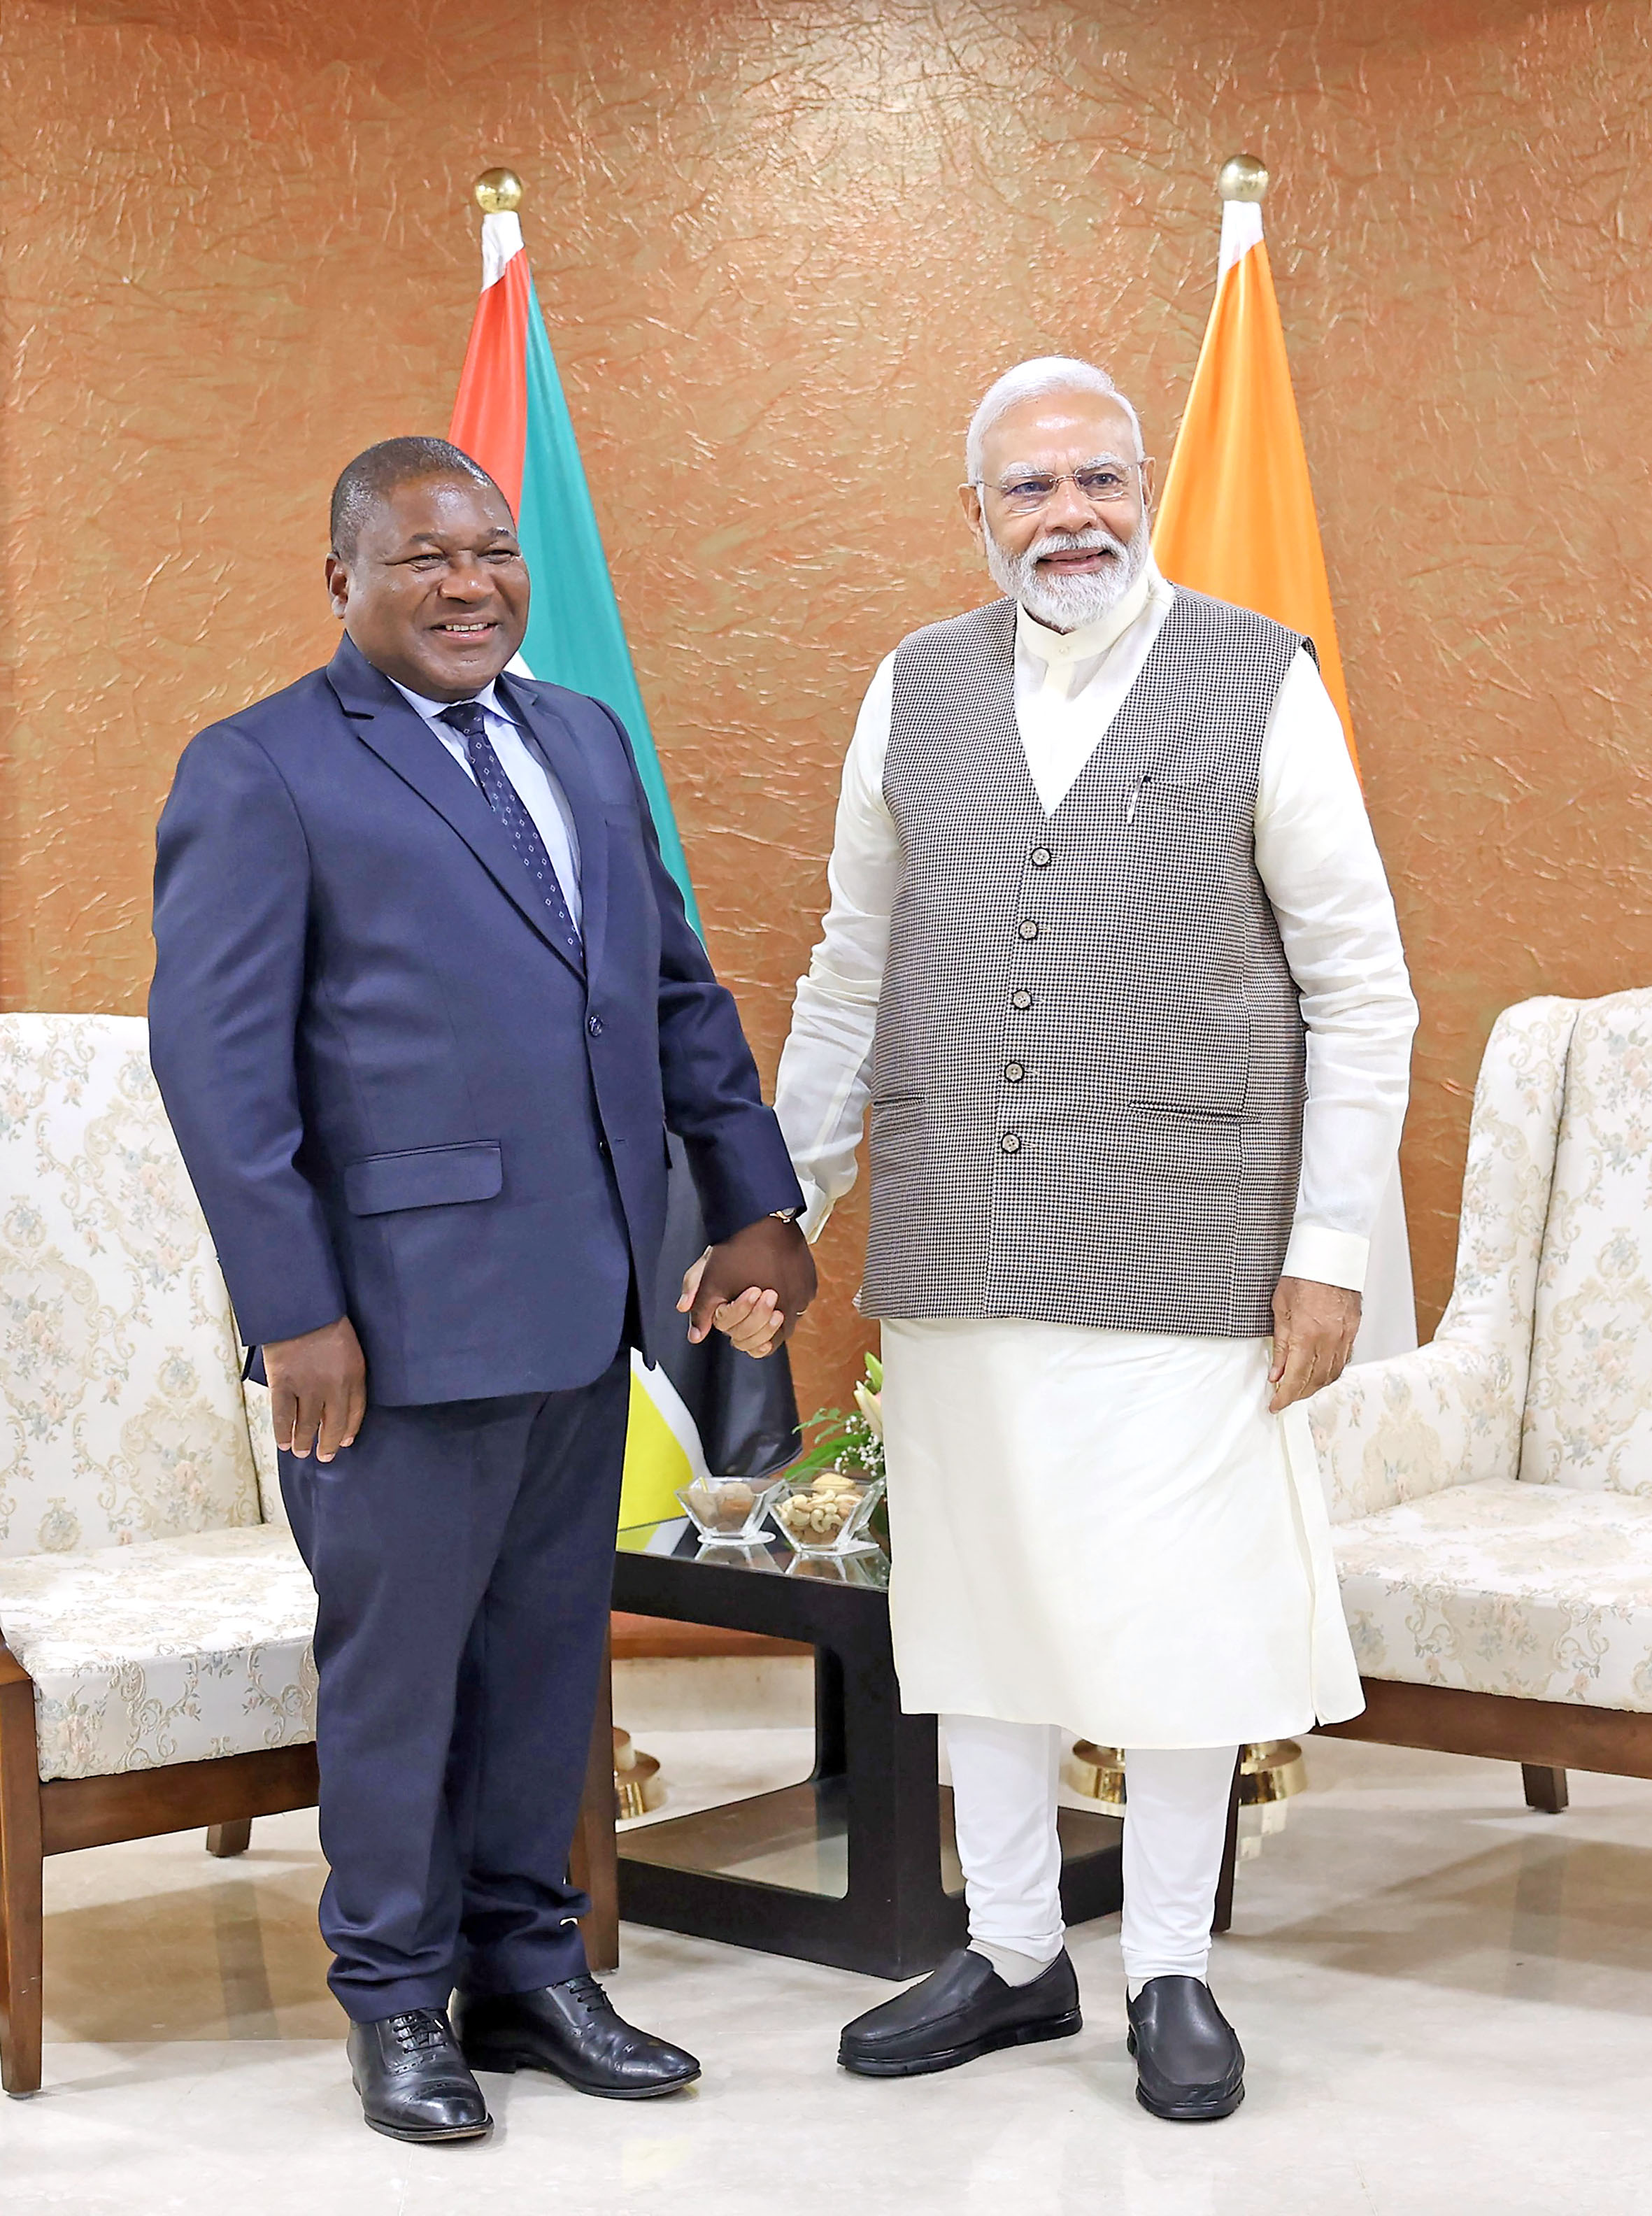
774, 563, 1418, 1745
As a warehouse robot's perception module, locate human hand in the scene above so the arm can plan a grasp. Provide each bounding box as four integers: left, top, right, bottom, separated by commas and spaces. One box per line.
1268, 1277, 1361, 1413
264, 1315, 368, 1461
678, 1218, 818, 1357
678, 1253, 785, 1356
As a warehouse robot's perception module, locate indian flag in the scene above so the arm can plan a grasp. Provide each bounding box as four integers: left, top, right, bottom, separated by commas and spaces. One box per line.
448, 178, 801, 1521
1153, 157, 1417, 1361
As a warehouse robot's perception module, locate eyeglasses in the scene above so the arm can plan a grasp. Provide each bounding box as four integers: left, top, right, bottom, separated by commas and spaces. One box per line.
972, 462, 1146, 514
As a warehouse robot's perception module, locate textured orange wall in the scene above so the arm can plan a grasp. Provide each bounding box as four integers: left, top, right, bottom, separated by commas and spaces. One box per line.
5, 0, 1651, 1414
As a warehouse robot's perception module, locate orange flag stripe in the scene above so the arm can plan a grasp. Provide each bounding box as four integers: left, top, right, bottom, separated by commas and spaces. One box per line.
1153, 237, 1357, 774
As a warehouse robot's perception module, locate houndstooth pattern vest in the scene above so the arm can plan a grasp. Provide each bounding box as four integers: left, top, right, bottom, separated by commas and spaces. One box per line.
859, 589, 1309, 1339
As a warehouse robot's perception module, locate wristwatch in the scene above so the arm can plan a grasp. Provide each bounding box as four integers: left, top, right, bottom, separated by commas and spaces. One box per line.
769, 1207, 801, 1223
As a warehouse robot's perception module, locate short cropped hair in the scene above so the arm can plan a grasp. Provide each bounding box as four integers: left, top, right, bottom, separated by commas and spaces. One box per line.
964, 357, 1146, 483
329, 436, 506, 559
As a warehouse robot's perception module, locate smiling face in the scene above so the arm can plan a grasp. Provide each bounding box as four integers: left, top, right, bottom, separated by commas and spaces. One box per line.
960, 388, 1155, 630
325, 474, 529, 699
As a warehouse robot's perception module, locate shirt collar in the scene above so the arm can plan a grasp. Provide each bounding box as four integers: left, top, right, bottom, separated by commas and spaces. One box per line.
1014, 557, 1171, 670
388, 675, 507, 726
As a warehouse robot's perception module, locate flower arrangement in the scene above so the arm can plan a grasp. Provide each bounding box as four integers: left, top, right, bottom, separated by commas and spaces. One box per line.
788, 1351, 885, 1485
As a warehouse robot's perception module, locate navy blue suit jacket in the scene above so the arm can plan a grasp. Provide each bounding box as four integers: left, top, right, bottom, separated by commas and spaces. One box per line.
150, 634, 803, 1406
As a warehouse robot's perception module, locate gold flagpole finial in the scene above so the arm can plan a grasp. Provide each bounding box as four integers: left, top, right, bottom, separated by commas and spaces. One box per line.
1217, 154, 1268, 203
473, 168, 524, 215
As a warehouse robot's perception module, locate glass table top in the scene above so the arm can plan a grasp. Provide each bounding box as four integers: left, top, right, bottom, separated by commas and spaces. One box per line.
616, 1513, 891, 1590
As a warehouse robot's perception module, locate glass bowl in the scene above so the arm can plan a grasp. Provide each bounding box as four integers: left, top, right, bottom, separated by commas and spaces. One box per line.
675, 1476, 784, 1545
769, 1470, 886, 1556
785, 1548, 891, 1589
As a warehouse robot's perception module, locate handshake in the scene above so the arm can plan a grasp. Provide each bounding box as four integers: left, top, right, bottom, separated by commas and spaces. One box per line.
676, 1214, 818, 1360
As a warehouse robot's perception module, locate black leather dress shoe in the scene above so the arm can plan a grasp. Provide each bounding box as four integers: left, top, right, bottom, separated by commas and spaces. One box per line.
346, 2008, 492, 2143
453, 1977, 700, 2098
1126, 1976, 1245, 2122
839, 1947, 1081, 2078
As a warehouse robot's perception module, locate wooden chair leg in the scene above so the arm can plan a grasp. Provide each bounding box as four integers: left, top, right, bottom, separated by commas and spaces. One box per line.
1209, 1750, 1243, 1938
0, 1654, 45, 2096
571, 1627, 620, 1975
205, 1819, 254, 1857
1521, 1763, 1569, 1814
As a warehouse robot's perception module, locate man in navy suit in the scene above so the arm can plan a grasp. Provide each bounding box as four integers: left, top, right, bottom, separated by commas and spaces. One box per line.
150, 436, 814, 2143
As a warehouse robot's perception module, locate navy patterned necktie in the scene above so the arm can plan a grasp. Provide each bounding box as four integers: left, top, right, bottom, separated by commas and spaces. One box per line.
439, 700, 583, 969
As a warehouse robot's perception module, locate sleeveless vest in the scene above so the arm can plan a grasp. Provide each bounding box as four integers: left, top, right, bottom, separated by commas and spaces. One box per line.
859, 590, 1307, 1338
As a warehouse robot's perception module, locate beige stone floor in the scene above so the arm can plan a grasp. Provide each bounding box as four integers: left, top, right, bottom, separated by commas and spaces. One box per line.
6, 1733, 1651, 2216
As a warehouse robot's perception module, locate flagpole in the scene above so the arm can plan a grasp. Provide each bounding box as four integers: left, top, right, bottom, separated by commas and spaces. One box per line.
1216, 150, 1267, 197
473, 165, 523, 214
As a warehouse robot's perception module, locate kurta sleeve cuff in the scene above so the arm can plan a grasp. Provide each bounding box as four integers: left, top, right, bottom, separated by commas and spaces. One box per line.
1281, 1223, 1369, 1293
799, 1182, 834, 1246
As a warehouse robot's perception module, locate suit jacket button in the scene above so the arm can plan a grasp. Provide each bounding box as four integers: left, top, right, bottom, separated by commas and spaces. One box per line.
999, 1132, 1022, 1154
588, 1014, 605, 1037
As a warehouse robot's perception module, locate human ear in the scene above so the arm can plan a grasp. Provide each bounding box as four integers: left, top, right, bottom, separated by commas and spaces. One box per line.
324, 553, 350, 622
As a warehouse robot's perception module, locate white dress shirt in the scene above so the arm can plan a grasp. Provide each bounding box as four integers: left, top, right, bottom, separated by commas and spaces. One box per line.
774, 562, 1418, 1293
390, 676, 583, 928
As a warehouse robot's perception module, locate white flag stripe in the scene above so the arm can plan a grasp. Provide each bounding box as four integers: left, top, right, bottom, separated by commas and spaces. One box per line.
480, 209, 524, 290
629, 1348, 712, 1486
1218, 197, 1264, 277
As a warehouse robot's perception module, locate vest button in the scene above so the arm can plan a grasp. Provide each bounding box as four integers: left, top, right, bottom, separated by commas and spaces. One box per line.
1030, 847, 1052, 867
1010, 989, 1032, 1010
1004, 1063, 1025, 1083
1017, 920, 1040, 941
999, 1132, 1023, 1154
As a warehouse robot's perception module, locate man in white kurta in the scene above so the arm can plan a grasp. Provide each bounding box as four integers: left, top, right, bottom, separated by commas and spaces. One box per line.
712, 357, 1415, 2119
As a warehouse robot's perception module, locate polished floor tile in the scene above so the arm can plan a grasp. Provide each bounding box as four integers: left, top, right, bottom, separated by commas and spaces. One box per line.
6, 1737, 1651, 2215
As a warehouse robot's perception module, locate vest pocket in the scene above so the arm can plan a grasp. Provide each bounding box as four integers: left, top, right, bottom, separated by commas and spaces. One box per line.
1127, 1100, 1243, 1123
869, 1093, 926, 1168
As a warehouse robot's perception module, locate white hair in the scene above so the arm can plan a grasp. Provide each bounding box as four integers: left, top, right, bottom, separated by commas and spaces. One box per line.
964, 357, 1145, 483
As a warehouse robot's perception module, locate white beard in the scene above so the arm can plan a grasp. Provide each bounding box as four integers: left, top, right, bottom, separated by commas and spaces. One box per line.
985, 518, 1149, 631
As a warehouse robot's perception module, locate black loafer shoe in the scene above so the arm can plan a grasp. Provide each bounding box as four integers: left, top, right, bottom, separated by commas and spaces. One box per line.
839, 1947, 1081, 2078
1126, 1975, 1245, 2122
454, 1977, 700, 2099
346, 2008, 492, 2143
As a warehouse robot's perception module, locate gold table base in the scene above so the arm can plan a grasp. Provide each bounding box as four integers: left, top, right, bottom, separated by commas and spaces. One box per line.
1062, 1739, 1306, 1807
613, 1726, 665, 1821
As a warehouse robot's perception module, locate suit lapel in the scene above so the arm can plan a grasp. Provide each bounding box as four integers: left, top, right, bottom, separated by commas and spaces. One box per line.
325, 637, 585, 982
498, 672, 611, 990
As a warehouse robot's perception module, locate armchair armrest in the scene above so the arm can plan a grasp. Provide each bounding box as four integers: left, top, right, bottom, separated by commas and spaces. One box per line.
1309, 1336, 1523, 1525
0, 1637, 33, 1693
243, 1380, 287, 1529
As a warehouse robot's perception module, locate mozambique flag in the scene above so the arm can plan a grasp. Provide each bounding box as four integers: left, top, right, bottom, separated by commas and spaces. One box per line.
1153, 161, 1416, 1360
449, 186, 802, 1515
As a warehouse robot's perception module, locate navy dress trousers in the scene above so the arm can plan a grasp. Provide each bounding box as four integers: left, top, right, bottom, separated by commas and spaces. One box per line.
150, 634, 802, 2015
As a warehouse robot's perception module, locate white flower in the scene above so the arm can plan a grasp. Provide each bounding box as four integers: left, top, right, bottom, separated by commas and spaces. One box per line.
853, 1383, 883, 1442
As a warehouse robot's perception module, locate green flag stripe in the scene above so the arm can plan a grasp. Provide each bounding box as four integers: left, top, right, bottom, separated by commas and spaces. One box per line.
514, 276, 702, 932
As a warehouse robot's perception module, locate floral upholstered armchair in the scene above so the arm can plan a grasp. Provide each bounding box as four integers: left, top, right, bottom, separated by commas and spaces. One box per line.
0, 1014, 317, 2096
1310, 990, 1652, 1801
